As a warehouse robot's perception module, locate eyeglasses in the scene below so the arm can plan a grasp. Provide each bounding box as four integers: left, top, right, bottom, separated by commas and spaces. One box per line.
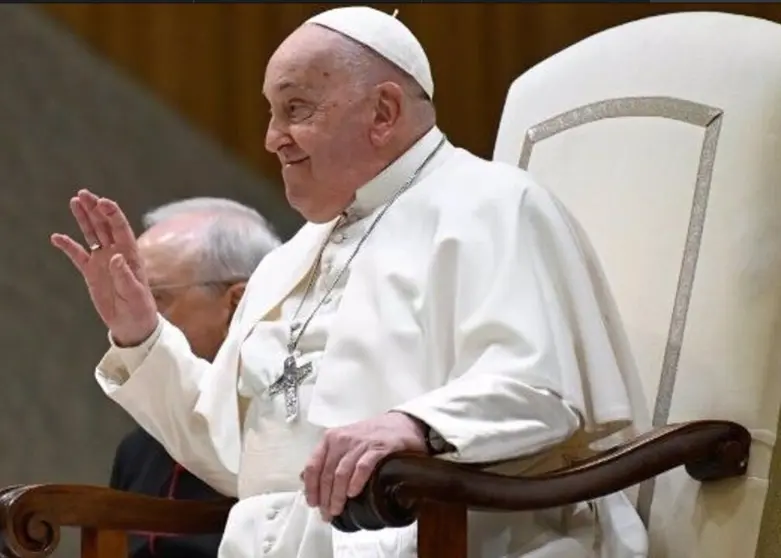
148, 278, 249, 292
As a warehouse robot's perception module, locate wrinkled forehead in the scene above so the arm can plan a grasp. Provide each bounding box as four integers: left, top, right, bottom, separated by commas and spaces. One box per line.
138, 217, 205, 283
139, 240, 197, 286
263, 24, 353, 98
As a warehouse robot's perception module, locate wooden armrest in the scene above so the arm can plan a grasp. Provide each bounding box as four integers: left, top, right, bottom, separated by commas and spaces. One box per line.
0, 484, 234, 558
332, 419, 750, 532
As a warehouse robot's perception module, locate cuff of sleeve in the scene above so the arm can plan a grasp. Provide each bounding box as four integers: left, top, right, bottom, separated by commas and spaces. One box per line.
392, 399, 476, 461
107, 317, 163, 373
393, 387, 582, 464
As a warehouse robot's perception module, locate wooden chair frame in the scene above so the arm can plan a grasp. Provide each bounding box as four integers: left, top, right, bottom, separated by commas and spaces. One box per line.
1, 419, 749, 558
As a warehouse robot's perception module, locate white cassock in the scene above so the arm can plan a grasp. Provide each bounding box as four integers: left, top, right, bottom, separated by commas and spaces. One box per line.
95, 127, 649, 558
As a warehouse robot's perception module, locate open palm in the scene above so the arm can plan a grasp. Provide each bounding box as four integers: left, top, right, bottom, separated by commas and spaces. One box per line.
51, 189, 158, 346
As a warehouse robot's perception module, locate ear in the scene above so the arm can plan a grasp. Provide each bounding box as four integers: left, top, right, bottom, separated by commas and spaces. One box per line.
370, 82, 404, 145
225, 282, 247, 320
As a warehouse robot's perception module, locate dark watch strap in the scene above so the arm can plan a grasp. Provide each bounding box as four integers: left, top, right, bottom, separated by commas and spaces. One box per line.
425, 426, 455, 455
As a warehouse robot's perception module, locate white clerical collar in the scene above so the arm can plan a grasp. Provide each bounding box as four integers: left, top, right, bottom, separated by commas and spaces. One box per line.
346, 126, 444, 220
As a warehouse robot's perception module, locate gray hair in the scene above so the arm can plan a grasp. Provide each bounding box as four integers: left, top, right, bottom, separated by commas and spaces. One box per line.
142, 197, 281, 284
325, 28, 431, 102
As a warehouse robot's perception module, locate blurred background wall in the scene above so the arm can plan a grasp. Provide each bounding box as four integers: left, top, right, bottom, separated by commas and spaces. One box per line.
41, 3, 781, 187
2, 3, 780, 555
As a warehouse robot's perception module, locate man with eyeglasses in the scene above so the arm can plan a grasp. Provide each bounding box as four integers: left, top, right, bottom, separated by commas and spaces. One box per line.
108, 197, 280, 558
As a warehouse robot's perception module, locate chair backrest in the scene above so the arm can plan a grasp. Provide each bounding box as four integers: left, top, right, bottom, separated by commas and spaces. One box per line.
494, 11, 781, 558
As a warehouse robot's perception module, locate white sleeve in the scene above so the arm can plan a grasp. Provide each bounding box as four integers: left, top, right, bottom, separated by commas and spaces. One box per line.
95, 315, 238, 496
394, 185, 584, 463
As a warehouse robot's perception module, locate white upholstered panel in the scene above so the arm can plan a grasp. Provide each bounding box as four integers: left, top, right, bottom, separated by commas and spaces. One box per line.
494, 12, 781, 558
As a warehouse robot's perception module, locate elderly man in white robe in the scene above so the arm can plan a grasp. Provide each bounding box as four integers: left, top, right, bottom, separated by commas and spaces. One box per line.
50, 6, 648, 558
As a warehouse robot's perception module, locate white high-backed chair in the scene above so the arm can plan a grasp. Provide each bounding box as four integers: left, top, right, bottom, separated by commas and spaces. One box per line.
494, 11, 781, 558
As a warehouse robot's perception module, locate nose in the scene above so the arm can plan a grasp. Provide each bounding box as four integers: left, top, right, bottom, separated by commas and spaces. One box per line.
265, 115, 291, 154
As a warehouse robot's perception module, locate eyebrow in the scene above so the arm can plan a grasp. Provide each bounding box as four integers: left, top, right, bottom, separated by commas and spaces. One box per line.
277, 80, 297, 92
263, 80, 296, 97
267, 78, 315, 97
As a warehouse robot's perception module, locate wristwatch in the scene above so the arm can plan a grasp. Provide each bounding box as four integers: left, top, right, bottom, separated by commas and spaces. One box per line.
424, 425, 454, 455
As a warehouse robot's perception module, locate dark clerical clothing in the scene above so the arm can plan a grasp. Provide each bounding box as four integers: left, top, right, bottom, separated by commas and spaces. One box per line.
110, 427, 231, 558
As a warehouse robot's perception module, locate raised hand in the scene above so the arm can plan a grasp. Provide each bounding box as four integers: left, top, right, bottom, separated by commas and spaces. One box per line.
51, 189, 158, 347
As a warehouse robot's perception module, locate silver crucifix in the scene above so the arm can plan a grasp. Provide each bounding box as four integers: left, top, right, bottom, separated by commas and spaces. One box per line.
268, 354, 313, 422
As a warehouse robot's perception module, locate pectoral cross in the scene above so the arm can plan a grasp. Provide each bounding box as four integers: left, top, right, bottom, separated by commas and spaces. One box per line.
269, 354, 313, 422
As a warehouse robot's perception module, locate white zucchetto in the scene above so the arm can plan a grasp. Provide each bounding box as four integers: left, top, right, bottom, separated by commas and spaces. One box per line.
306, 6, 434, 99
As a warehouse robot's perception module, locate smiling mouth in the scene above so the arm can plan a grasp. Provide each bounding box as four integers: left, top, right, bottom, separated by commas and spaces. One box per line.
284, 157, 308, 166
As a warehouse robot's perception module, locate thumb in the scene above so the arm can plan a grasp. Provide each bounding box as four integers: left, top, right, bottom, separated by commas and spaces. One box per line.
109, 253, 145, 299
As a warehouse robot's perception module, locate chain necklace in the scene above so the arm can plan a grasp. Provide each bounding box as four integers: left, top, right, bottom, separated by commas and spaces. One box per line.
268, 135, 447, 421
